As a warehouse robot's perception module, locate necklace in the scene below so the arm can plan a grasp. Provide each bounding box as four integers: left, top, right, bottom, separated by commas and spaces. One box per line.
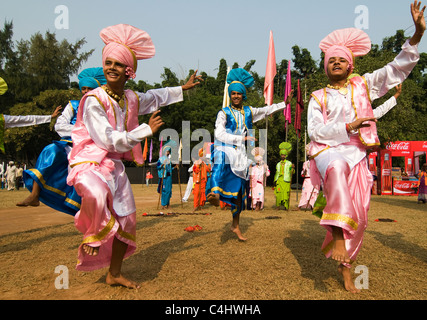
230, 104, 245, 115
104, 86, 125, 108
327, 80, 350, 95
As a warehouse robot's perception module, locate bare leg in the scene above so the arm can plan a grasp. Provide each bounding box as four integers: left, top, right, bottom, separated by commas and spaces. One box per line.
331, 226, 351, 264
16, 181, 40, 207
230, 192, 247, 241
231, 213, 247, 241
106, 237, 140, 289
338, 264, 360, 294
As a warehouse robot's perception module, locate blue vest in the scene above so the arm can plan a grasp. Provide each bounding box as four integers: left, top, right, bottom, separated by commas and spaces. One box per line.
214, 105, 254, 149
223, 105, 253, 132
59, 100, 80, 144
69, 100, 80, 125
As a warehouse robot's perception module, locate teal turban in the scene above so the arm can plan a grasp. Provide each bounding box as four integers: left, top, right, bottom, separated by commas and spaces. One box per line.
78, 67, 107, 91
227, 68, 254, 101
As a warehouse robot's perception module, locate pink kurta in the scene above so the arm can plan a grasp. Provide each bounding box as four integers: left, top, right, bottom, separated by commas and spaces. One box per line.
250, 164, 270, 208
67, 86, 183, 271
298, 161, 319, 209
307, 40, 420, 268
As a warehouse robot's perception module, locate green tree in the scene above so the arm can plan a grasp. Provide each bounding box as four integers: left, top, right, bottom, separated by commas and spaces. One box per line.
0, 22, 93, 105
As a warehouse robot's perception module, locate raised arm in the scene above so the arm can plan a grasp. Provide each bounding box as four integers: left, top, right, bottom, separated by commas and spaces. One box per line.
365, 1, 424, 100
409, 0, 426, 45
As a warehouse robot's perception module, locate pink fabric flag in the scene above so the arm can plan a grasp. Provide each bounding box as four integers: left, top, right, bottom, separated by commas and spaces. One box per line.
264, 31, 276, 106
294, 79, 304, 138
149, 139, 153, 162
284, 60, 292, 126
159, 140, 163, 157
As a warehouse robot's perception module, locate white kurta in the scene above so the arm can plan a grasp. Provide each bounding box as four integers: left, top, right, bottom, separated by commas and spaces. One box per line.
308, 40, 419, 178
4, 114, 52, 128
77, 86, 183, 217
214, 102, 286, 179
54, 102, 76, 138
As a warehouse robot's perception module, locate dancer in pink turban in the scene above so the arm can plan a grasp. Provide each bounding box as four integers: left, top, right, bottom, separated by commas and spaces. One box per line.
67, 24, 202, 288
307, 1, 425, 293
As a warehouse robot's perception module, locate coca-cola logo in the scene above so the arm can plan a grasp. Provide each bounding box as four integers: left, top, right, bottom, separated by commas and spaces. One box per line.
394, 182, 411, 189
387, 142, 410, 151
394, 181, 417, 189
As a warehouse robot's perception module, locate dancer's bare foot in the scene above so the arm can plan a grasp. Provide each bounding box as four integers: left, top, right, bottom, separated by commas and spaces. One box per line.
106, 271, 140, 289
331, 239, 351, 264
338, 264, 360, 294
16, 196, 40, 207
207, 193, 220, 206
83, 244, 99, 256
231, 226, 247, 241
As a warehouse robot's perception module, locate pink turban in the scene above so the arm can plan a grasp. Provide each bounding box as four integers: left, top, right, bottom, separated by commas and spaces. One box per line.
319, 28, 371, 75
100, 24, 155, 79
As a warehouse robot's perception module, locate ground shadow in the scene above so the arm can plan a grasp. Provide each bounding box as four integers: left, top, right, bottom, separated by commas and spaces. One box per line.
367, 230, 427, 263
120, 230, 212, 284
0, 223, 77, 254
283, 219, 340, 293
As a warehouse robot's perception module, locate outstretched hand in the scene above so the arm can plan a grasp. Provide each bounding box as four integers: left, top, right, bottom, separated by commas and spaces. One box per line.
394, 83, 403, 99
51, 105, 62, 118
181, 69, 204, 91
285, 89, 294, 105
148, 110, 164, 135
410, 1, 426, 45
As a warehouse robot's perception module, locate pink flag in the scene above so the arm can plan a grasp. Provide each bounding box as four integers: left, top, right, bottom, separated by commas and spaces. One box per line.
149, 139, 153, 162
284, 60, 292, 126
264, 31, 276, 106
159, 140, 163, 157
294, 79, 304, 138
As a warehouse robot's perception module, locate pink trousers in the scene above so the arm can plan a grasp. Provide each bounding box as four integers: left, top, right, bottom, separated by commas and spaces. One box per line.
73, 170, 136, 271
320, 159, 372, 268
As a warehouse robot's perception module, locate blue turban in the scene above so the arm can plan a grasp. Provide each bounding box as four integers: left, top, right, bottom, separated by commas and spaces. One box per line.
227, 68, 254, 101
78, 67, 107, 91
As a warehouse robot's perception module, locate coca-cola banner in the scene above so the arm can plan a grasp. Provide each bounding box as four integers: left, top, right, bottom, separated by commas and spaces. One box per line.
386, 141, 427, 156
386, 141, 412, 156
393, 179, 418, 196
410, 141, 427, 151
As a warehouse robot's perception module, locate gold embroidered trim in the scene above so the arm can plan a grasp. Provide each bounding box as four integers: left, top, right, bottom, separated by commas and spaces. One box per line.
211, 186, 239, 197
321, 213, 358, 231
81, 215, 116, 245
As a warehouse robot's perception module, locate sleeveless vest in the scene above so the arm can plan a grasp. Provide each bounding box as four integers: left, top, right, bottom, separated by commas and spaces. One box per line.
214, 105, 253, 148
309, 76, 380, 160
69, 87, 144, 168
69, 100, 79, 125
275, 160, 293, 182
223, 105, 253, 132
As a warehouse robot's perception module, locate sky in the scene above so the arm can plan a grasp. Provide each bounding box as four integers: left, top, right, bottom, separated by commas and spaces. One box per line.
1, 0, 425, 85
